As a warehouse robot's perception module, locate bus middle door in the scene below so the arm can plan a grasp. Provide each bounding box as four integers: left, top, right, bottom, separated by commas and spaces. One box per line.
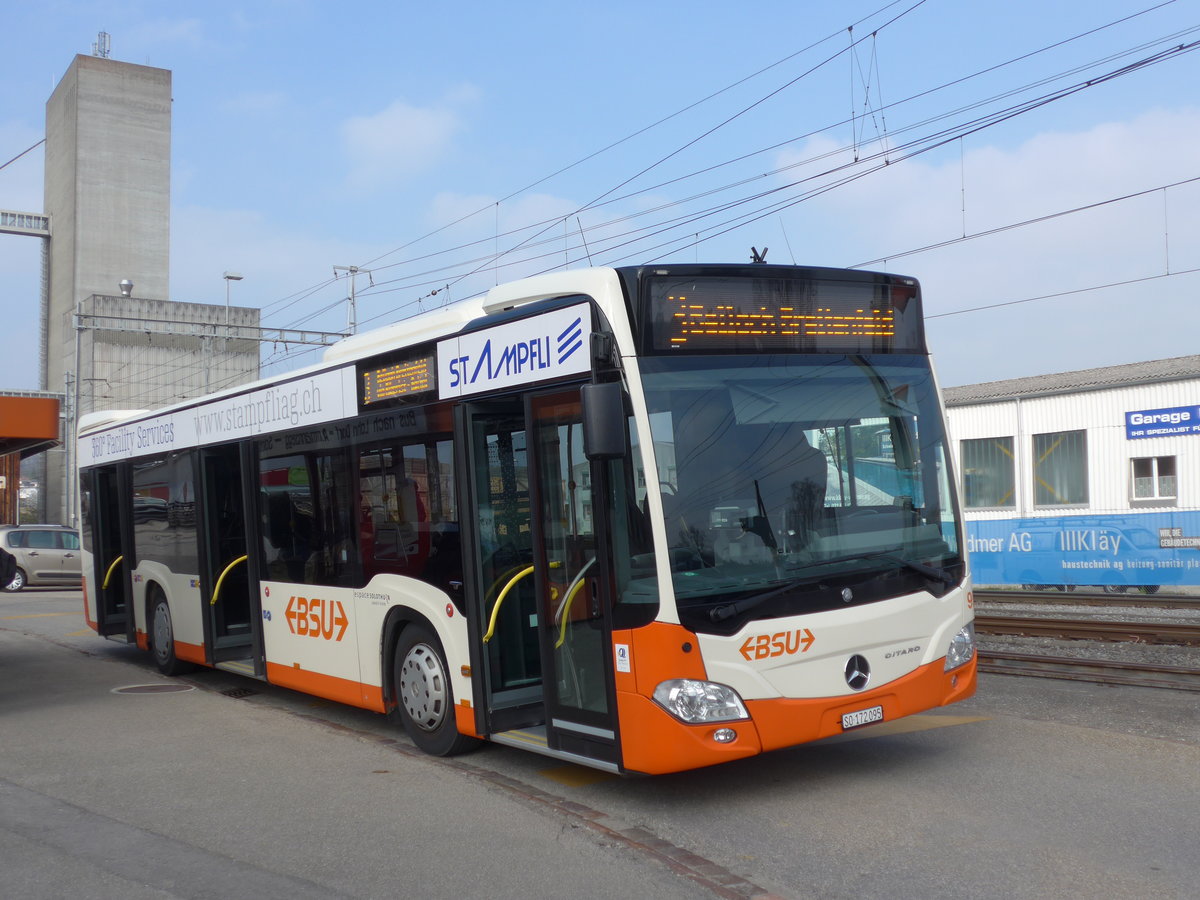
460, 390, 618, 766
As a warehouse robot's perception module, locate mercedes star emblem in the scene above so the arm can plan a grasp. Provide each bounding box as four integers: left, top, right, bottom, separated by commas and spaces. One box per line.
844, 654, 871, 691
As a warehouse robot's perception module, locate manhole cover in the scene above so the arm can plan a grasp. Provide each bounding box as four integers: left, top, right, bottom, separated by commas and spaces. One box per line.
220, 687, 258, 699
112, 683, 196, 694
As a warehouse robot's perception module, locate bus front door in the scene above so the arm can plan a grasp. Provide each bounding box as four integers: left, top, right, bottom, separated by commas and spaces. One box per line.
86, 464, 135, 641
462, 389, 618, 766
463, 401, 541, 731
198, 443, 264, 675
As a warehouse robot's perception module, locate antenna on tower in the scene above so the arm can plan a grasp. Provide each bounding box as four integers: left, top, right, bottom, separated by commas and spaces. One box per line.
92, 32, 111, 58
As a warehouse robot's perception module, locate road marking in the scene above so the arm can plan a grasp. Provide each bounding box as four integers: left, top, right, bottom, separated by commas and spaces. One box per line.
820, 713, 990, 744
539, 764, 618, 787
0, 612, 79, 619
66, 629, 93, 636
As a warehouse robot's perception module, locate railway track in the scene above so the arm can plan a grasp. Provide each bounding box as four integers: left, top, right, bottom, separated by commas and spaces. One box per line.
979, 650, 1200, 692
974, 589, 1200, 611
974, 614, 1200, 645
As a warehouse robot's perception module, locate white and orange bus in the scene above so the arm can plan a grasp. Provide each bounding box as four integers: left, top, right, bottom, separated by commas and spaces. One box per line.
77, 263, 976, 774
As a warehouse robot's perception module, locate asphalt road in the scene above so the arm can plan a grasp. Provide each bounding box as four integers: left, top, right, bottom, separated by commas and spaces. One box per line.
3, 589, 1198, 899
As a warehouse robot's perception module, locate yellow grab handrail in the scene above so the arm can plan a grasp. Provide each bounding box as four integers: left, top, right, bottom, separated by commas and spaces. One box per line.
555, 580, 589, 649
482, 565, 534, 643
210, 555, 248, 606
555, 557, 597, 649
101, 555, 124, 590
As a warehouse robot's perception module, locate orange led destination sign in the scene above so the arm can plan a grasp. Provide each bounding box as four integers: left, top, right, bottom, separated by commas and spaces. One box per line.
361, 354, 435, 405
666, 297, 895, 345
642, 273, 921, 354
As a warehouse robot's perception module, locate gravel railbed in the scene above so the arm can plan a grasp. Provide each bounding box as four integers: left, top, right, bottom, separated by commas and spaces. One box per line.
976, 600, 1200, 668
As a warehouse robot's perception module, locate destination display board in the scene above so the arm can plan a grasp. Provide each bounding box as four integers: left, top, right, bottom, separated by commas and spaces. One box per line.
641, 273, 924, 354
360, 353, 435, 406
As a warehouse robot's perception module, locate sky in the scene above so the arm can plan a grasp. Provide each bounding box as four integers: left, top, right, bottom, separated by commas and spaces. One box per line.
2, 0, 1199, 393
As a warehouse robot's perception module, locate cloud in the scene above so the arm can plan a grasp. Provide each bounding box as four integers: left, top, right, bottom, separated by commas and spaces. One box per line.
773, 108, 1200, 386
341, 93, 475, 191
169, 203, 398, 356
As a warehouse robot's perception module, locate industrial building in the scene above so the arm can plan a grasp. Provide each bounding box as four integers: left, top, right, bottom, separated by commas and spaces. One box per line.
5, 51, 260, 525
945, 355, 1200, 590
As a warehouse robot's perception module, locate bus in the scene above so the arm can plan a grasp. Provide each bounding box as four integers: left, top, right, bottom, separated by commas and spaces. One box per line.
76, 263, 976, 775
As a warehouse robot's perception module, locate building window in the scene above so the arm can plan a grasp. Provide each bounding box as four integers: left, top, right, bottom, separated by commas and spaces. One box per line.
1131, 456, 1176, 502
961, 437, 1015, 507
1033, 430, 1088, 506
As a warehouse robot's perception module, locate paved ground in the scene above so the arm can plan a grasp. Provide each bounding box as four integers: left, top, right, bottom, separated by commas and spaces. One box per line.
3, 589, 1199, 899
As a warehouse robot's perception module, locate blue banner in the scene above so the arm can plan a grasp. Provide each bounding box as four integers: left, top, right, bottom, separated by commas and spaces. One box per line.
966, 510, 1200, 588
1125, 405, 1200, 440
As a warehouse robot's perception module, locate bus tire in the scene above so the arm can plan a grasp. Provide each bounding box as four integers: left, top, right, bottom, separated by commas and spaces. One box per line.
150, 589, 191, 676
394, 623, 478, 757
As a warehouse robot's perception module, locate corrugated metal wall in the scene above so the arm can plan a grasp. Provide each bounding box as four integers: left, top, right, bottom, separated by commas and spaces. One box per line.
947, 377, 1200, 520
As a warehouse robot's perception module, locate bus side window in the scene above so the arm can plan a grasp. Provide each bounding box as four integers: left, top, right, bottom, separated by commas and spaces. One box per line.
356, 439, 461, 597
260, 450, 356, 587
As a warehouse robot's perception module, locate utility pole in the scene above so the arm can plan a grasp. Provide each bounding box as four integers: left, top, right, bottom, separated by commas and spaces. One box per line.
333, 265, 373, 335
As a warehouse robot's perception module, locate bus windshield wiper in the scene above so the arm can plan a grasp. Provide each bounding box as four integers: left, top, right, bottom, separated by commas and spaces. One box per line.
708, 547, 954, 623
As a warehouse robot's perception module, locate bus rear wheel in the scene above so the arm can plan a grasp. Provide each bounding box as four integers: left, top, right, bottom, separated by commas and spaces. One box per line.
150, 590, 190, 676
394, 623, 478, 757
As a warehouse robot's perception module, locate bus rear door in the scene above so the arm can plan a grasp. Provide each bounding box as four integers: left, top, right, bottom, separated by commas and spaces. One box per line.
198, 443, 265, 675
84, 464, 136, 641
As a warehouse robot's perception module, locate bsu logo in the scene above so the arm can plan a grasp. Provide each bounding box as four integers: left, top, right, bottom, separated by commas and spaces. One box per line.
285, 596, 349, 641
739, 628, 815, 661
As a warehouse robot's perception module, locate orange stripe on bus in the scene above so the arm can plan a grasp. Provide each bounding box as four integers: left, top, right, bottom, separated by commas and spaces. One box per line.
746, 657, 978, 752
174, 640, 206, 665
265, 661, 385, 712
82, 583, 98, 631
616, 653, 976, 774
628, 621, 708, 696
455, 700, 480, 738
616, 691, 762, 775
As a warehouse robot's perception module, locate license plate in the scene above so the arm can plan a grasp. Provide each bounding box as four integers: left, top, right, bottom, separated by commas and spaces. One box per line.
841, 705, 884, 730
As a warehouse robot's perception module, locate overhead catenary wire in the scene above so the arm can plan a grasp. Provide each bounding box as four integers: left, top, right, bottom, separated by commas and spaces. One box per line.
265, 1, 935, 332
851, 174, 1200, 269
254, 6, 1199, 373
427, 0, 933, 296
344, 38, 1200, 322
0, 138, 45, 171
325, 22, 1200, 330
927, 266, 1200, 320
352, 0, 921, 273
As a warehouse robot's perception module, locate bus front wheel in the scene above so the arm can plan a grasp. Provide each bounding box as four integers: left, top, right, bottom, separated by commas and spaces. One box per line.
394, 623, 478, 757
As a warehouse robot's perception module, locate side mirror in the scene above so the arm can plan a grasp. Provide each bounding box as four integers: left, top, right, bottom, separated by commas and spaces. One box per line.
581, 382, 627, 460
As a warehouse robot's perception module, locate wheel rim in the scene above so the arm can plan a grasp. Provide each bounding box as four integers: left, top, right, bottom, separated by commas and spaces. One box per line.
399, 643, 448, 732
153, 600, 173, 665
8, 570, 24, 590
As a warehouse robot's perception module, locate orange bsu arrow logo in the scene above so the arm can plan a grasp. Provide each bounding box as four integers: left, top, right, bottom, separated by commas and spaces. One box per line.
739, 628, 815, 661
285, 595, 350, 641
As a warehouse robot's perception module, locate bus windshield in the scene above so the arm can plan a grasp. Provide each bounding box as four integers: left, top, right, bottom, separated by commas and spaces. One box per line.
632, 353, 962, 632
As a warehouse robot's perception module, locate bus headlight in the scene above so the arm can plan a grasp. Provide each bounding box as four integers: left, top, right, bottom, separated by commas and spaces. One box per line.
653, 679, 749, 723
944, 622, 976, 672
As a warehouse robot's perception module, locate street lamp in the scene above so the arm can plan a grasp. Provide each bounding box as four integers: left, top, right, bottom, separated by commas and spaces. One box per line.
223, 271, 243, 324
